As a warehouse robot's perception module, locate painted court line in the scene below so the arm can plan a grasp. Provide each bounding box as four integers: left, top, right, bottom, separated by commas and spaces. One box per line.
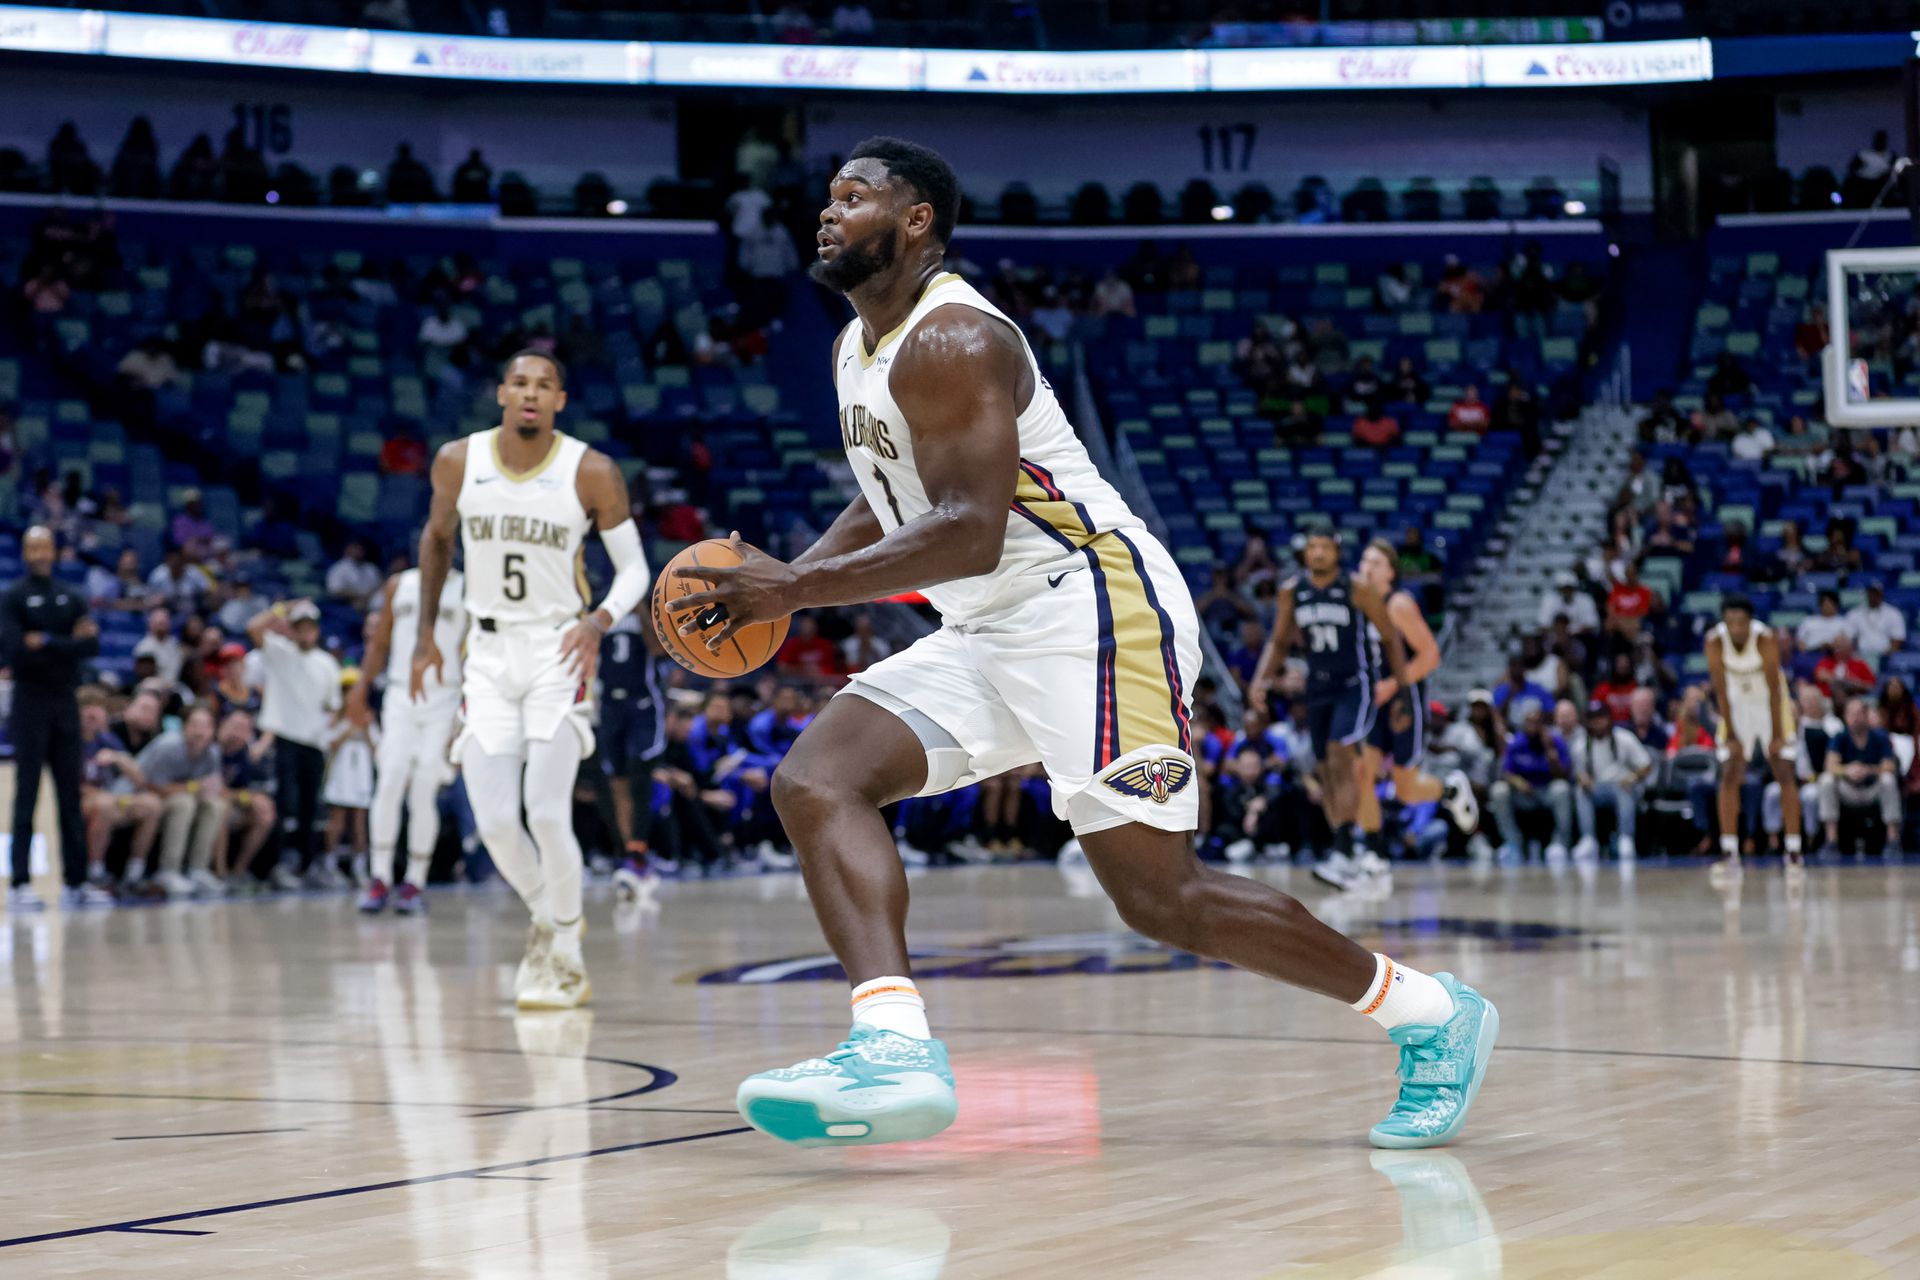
0, 1125, 753, 1250
115, 1128, 307, 1141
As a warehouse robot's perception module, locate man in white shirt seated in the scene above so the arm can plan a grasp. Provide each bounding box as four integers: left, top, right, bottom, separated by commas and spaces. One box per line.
1537, 570, 1599, 637
1796, 590, 1850, 652
1846, 580, 1906, 659
1730, 417, 1775, 462
1569, 699, 1654, 860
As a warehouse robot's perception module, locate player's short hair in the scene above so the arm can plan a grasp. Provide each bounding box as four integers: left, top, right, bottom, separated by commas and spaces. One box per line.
1365, 537, 1397, 573
849, 136, 961, 246
1722, 592, 1754, 617
500, 348, 567, 388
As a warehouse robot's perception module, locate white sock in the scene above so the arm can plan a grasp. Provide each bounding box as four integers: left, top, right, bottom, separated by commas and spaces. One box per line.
1352, 954, 1455, 1031
403, 849, 431, 888
1784, 834, 1803, 855
552, 917, 583, 965
370, 842, 397, 886
1720, 834, 1739, 858
851, 976, 930, 1039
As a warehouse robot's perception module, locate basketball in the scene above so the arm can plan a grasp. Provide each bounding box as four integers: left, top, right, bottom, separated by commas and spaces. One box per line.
651, 538, 790, 678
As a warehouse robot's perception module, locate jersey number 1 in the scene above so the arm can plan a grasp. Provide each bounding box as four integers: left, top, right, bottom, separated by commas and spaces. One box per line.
503, 552, 526, 601
872, 466, 904, 524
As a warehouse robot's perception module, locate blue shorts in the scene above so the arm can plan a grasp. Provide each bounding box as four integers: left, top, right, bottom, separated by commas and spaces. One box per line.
1368, 681, 1425, 768
1307, 679, 1376, 759
598, 693, 663, 774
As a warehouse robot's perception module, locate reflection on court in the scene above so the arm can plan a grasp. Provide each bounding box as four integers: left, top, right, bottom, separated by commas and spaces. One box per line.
2, 862, 1917, 1277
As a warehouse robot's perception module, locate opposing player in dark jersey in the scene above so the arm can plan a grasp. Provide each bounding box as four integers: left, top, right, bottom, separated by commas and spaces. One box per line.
1249, 529, 1410, 889
597, 612, 673, 894
1353, 538, 1478, 873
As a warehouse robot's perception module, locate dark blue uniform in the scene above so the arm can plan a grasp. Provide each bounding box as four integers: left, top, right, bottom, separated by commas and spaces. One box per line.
598, 620, 666, 774
1289, 571, 1378, 757
1366, 606, 1424, 767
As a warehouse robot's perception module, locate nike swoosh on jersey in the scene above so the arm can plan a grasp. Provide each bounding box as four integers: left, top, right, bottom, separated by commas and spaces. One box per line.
475, 476, 498, 485
1048, 571, 1074, 588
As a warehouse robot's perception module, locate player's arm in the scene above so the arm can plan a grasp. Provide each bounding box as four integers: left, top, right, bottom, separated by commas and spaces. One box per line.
1704, 634, 1734, 747
1353, 580, 1409, 701
558, 451, 653, 683
1386, 591, 1440, 685
411, 439, 467, 699
669, 307, 1023, 637
795, 328, 886, 567
351, 577, 398, 715
1248, 581, 1297, 706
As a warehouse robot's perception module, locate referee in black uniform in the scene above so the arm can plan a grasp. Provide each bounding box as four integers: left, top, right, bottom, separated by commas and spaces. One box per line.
3, 527, 99, 909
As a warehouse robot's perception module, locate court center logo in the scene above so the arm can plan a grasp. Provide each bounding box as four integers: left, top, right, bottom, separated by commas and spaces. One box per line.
1101, 756, 1193, 804
690, 920, 1595, 984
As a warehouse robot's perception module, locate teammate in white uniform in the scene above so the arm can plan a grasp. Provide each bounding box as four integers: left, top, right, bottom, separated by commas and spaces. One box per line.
671, 138, 1498, 1153
1705, 594, 1803, 879
354, 565, 466, 915
412, 350, 652, 1010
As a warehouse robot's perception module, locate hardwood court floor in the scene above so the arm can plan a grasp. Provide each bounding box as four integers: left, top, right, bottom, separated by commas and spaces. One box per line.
3, 858, 1918, 1278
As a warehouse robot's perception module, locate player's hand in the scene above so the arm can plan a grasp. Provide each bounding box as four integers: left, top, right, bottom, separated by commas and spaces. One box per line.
23, 631, 45, 651
410, 637, 444, 702
668, 531, 797, 651
1375, 677, 1399, 706
1247, 679, 1271, 711
73, 617, 99, 640
558, 616, 604, 685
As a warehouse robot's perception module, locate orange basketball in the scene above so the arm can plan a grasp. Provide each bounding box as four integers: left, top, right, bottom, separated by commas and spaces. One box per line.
651, 538, 791, 678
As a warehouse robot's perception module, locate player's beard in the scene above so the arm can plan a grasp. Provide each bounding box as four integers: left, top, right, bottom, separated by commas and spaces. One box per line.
809, 223, 898, 293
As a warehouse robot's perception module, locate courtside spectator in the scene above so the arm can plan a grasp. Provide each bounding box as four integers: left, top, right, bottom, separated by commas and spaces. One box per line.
249, 600, 341, 888
1491, 703, 1575, 861
1820, 697, 1901, 854
1571, 699, 1654, 861
137, 703, 224, 897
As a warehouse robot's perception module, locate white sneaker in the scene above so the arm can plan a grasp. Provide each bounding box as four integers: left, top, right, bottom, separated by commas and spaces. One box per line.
950, 835, 993, 864
1544, 842, 1569, 865
756, 841, 798, 870
515, 921, 556, 1002
1467, 834, 1494, 864
1616, 835, 1636, 861
1224, 838, 1257, 864
63, 882, 117, 909
1571, 837, 1599, 862
517, 950, 591, 1010
1262, 842, 1292, 862
190, 869, 227, 897
157, 871, 197, 898
895, 839, 929, 868
271, 864, 304, 892
1355, 850, 1394, 894
1441, 771, 1479, 832
1313, 851, 1363, 891
7, 884, 46, 912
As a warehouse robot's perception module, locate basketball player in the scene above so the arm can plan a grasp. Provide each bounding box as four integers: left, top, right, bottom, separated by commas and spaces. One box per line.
1246, 530, 1411, 891
354, 559, 466, 915
596, 612, 670, 892
411, 350, 652, 1010
1352, 538, 1478, 873
1704, 594, 1803, 880
668, 138, 1497, 1150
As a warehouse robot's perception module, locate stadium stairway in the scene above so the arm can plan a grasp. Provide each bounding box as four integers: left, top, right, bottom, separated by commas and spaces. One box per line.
1432, 404, 1637, 704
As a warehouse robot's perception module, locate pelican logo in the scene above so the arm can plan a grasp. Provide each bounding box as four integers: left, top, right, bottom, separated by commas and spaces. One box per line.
1101, 756, 1193, 804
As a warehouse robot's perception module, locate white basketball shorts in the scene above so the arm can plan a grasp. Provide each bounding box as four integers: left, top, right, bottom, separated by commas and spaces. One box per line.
456, 620, 595, 761
380, 689, 461, 786
844, 527, 1201, 836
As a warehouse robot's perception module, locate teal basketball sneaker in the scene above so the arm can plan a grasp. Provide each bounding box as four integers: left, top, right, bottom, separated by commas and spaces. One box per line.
737, 1024, 959, 1148
1369, 972, 1500, 1149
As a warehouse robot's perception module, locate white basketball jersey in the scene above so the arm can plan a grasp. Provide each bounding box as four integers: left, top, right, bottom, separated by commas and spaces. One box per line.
1710, 620, 1776, 703
385, 567, 466, 695
457, 428, 593, 627
832, 272, 1143, 623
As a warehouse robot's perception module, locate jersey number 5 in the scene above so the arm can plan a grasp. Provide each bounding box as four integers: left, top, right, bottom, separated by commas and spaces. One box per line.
503, 552, 526, 602
1308, 623, 1339, 653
